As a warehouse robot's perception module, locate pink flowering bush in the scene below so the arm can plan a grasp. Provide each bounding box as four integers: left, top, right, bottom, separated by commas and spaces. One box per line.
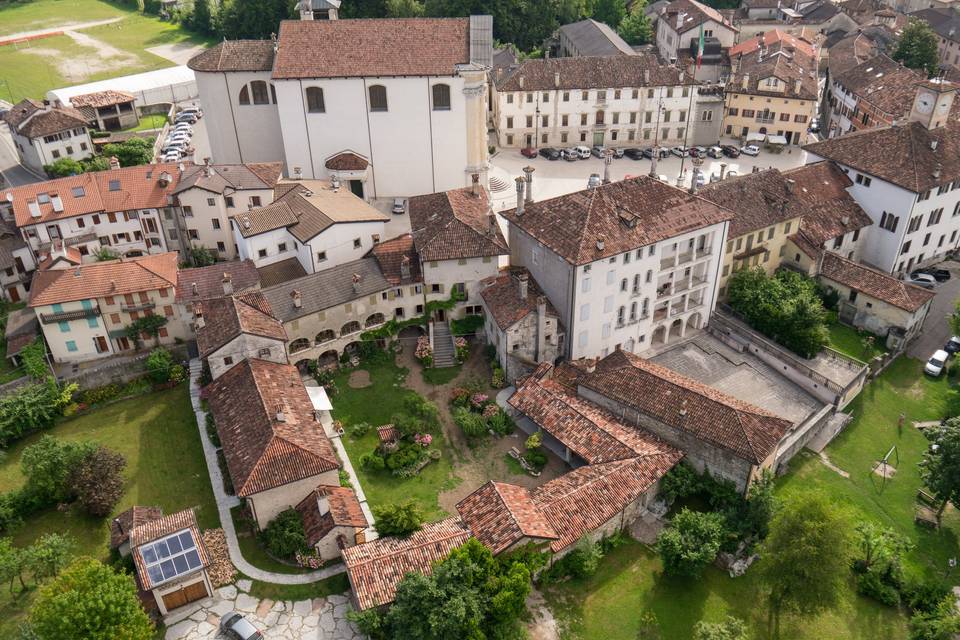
414, 433, 433, 447
295, 550, 323, 569
482, 404, 500, 419
454, 337, 469, 363
470, 393, 489, 409
415, 336, 433, 367
450, 387, 470, 407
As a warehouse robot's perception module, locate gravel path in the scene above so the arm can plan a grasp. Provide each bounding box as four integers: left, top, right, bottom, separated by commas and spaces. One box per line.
0, 17, 121, 44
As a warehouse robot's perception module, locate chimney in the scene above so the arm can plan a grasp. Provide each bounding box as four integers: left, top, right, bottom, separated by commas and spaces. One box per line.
933, 163, 942, 179
720, 163, 728, 180
293, 166, 303, 180
194, 303, 205, 329
110, 279, 116, 291
222, 272, 233, 294
242, 216, 250, 229
488, 211, 498, 234
275, 403, 286, 422
50, 193, 63, 213
27, 200, 41, 218
518, 76, 524, 89
785, 178, 796, 194
841, 215, 850, 225
292, 289, 302, 308
515, 177, 526, 215
191, 282, 199, 296
794, 78, 802, 95
523, 166, 534, 204
317, 493, 330, 516
644, 69, 650, 84
109, 156, 120, 170
676, 11, 684, 30
535, 295, 548, 361
741, 73, 750, 90
679, 71, 684, 83
585, 358, 597, 373
400, 255, 411, 280
352, 273, 362, 293
471, 173, 480, 197
158, 171, 172, 186
689, 168, 700, 194
554, 72, 560, 88
518, 271, 529, 300
596, 237, 605, 252
931, 140, 940, 151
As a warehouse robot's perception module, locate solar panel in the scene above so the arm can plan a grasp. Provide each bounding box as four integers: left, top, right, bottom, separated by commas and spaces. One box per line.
140, 530, 201, 585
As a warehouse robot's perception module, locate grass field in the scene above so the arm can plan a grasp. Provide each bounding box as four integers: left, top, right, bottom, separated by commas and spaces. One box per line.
0, 384, 218, 634
0, 0, 126, 36
828, 320, 888, 362
545, 356, 956, 640
0, 0, 211, 102
332, 358, 460, 522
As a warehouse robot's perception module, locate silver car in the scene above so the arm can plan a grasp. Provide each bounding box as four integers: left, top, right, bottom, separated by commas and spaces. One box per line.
220, 612, 263, 640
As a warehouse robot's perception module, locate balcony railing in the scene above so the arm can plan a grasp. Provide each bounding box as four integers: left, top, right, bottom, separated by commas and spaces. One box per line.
696, 246, 712, 258
653, 307, 668, 321
660, 256, 676, 269
40, 307, 100, 324
121, 301, 156, 313
755, 116, 775, 124
677, 251, 694, 265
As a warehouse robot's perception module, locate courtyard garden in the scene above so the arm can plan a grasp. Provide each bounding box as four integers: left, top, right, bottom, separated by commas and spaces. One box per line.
543, 356, 958, 640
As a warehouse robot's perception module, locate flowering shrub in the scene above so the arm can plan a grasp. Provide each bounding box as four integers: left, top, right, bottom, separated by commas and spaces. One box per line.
415, 336, 433, 367
455, 337, 469, 363
482, 404, 500, 419
491, 366, 506, 389
295, 550, 323, 569
470, 393, 489, 409
450, 387, 470, 407
414, 433, 433, 447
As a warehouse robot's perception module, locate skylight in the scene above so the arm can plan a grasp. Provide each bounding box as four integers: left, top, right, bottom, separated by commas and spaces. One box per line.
71, 186, 85, 198
109, 180, 121, 191
37, 194, 50, 204
140, 530, 202, 585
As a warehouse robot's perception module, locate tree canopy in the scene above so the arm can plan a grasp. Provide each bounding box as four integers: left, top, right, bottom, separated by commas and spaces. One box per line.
217, 0, 298, 39
655, 507, 725, 576
372, 500, 425, 537
920, 417, 960, 521
101, 138, 154, 168
893, 18, 941, 77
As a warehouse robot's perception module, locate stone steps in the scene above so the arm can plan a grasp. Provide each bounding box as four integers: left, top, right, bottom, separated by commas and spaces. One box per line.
489, 176, 510, 193
432, 323, 457, 368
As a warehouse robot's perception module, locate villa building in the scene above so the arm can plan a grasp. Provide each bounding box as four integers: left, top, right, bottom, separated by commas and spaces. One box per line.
1, 99, 93, 174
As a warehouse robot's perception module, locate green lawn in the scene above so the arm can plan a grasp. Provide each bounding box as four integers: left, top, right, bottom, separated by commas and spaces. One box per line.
546, 356, 957, 640
230, 505, 311, 575
0, 5, 212, 102
0, 384, 217, 633
125, 113, 166, 131
828, 321, 888, 362
247, 572, 350, 602
0, 0, 126, 36
332, 358, 459, 522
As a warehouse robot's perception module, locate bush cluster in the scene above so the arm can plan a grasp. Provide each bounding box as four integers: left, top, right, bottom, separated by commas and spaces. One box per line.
542, 532, 627, 583
260, 509, 308, 559
358, 396, 442, 477
450, 385, 513, 442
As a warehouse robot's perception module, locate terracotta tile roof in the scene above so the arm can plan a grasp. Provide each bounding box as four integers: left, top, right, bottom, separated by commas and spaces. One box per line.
273, 18, 471, 79
409, 187, 507, 262
501, 176, 732, 266
324, 152, 369, 171
70, 90, 135, 108
699, 168, 803, 237
233, 200, 299, 237
2, 163, 182, 227
376, 425, 399, 443
110, 505, 163, 549
296, 485, 367, 547
834, 54, 924, 118
2, 99, 88, 139
788, 231, 823, 260
661, 0, 737, 33
130, 508, 209, 590
207, 359, 339, 497
533, 455, 680, 552
195, 292, 287, 358
480, 269, 560, 330
174, 162, 283, 195
783, 162, 872, 247
820, 251, 934, 311
804, 117, 960, 193
455, 481, 558, 554
36, 244, 82, 271
342, 516, 471, 610
261, 257, 391, 322
729, 29, 817, 58
575, 350, 792, 464
257, 257, 309, 289
187, 40, 276, 72
728, 44, 819, 100
6, 330, 38, 359
28, 252, 178, 307
495, 55, 696, 92
509, 364, 682, 465
176, 260, 261, 303
370, 234, 422, 286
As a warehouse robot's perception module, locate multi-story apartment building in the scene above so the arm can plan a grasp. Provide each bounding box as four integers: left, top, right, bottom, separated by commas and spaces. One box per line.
502, 176, 732, 360
723, 40, 819, 145
1, 99, 93, 175
825, 54, 924, 138
231, 179, 389, 277
804, 79, 960, 275
492, 55, 723, 149
911, 7, 960, 68
408, 183, 508, 321
27, 252, 185, 363
698, 168, 804, 297
0, 164, 180, 265
188, 16, 492, 199
171, 161, 283, 259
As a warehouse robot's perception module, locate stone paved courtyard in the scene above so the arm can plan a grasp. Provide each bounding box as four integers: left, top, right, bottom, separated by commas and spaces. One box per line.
164, 579, 362, 640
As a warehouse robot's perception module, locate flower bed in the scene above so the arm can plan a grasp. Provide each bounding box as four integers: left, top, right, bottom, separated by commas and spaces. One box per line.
450, 385, 514, 442
415, 336, 433, 367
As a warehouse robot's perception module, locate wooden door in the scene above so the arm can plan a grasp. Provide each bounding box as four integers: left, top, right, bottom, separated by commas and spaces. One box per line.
161, 589, 187, 611
161, 580, 208, 612
182, 580, 208, 603
7, 287, 19, 303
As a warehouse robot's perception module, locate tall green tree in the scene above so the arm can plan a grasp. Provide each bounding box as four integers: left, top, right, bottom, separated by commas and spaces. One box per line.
893, 18, 940, 77
655, 508, 725, 577
69, 447, 127, 517
218, 0, 297, 39
30, 558, 154, 640
20, 436, 96, 504
101, 138, 154, 168
618, 3, 652, 46
372, 500, 424, 537
760, 492, 853, 637
0, 538, 28, 592
386, 0, 424, 16
192, 0, 213, 34
43, 158, 83, 178
26, 533, 74, 583
592, 0, 626, 29
920, 418, 960, 522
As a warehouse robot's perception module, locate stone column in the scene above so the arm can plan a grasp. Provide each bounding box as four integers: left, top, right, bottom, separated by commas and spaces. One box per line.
462, 68, 489, 188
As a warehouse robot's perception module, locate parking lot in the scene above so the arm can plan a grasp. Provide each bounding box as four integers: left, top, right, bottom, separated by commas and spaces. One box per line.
907, 260, 960, 361
488, 136, 811, 211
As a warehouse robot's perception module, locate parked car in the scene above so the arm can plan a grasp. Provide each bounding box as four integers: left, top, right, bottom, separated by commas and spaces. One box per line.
809, 118, 820, 133
945, 336, 960, 354
179, 105, 202, 118
539, 147, 561, 160
670, 146, 689, 157
587, 173, 602, 188
694, 172, 706, 187
721, 145, 741, 158
740, 144, 761, 156
904, 273, 937, 289
707, 146, 723, 159
574, 146, 591, 159
162, 151, 181, 162
563, 148, 579, 161
391, 198, 406, 215
689, 146, 707, 158
611, 147, 624, 159
220, 612, 263, 640
727, 170, 739, 178
520, 147, 537, 159
655, 174, 670, 183
591, 145, 607, 158
913, 267, 951, 282
162, 141, 188, 153
175, 113, 198, 125
624, 148, 644, 160
925, 349, 949, 377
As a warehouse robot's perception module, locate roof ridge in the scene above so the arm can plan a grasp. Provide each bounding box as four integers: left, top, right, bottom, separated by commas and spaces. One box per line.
491, 482, 527, 535
537, 458, 634, 505
345, 517, 468, 568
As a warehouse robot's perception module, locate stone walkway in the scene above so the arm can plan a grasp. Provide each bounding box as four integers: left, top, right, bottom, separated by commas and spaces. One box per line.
164, 580, 362, 640
187, 360, 345, 585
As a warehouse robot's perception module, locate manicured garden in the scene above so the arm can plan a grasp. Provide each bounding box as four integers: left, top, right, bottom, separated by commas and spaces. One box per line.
0, 384, 217, 634
544, 356, 958, 640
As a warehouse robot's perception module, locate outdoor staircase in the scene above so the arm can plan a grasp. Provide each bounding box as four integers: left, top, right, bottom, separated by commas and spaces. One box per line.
488, 176, 510, 193
432, 322, 457, 368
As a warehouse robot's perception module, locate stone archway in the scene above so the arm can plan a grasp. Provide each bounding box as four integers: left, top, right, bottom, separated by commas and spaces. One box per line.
686, 312, 702, 333
669, 318, 684, 341
294, 358, 313, 373
365, 313, 385, 328
652, 325, 667, 346
318, 349, 338, 368
315, 329, 336, 344
341, 321, 361, 336
289, 338, 310, 354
